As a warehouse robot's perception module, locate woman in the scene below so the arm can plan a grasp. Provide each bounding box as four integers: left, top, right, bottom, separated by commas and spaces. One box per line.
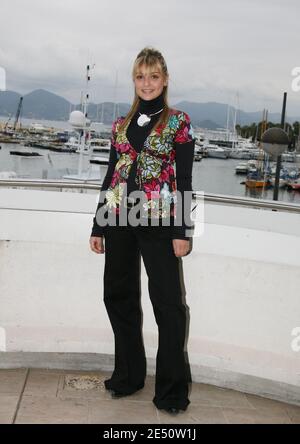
90, 47, 195, 415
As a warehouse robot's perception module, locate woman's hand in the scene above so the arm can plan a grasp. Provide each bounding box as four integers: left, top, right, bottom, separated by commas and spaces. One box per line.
172, 239, 190, 257
90, 236, 105, 254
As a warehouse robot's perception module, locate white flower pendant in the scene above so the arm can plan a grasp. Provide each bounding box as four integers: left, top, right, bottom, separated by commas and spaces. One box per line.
137, 114, 151, 127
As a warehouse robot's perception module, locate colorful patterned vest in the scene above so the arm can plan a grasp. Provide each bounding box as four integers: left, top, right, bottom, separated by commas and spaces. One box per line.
104, 108, 195, 219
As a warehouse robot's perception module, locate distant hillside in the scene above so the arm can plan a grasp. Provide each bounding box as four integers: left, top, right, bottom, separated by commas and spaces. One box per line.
22, 89, 70, 120
0, 88, 299, 129
175, 100, 293, 128
0, 90, 23, 115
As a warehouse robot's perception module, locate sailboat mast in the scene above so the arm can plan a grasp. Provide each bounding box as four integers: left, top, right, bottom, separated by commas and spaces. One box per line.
112, 70, 118, 122
78, 64, 92, 177
226, 103, 230, 142
101, 102, 104, 124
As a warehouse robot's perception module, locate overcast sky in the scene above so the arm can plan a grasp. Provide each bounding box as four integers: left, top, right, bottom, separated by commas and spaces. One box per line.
0, 0, 299, 116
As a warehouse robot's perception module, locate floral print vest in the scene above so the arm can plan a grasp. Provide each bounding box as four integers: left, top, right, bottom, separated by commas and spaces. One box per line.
104, 108, 195, 218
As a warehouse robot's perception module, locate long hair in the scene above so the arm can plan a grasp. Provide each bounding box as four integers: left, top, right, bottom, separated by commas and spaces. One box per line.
118, 47, 171, 134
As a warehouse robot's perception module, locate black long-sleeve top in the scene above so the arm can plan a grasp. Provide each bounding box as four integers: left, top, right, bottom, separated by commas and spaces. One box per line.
91, 91, 195, 240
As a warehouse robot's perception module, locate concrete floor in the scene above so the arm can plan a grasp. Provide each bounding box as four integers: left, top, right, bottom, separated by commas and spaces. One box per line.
0, 368, 299, 424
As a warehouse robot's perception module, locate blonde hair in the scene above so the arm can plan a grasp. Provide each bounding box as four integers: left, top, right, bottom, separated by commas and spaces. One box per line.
118, 46, 171, 133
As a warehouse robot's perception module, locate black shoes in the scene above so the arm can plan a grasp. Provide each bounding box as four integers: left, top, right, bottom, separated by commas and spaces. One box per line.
107, 387, 182, 415
105, 379, 145, 399
109, 389, 129, 399
164, 407, 180, 415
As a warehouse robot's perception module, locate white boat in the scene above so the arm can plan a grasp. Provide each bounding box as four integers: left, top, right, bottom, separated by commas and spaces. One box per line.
194, 131, 205, 147
281, 153, 296, 162
64, 136, 80, 151
89, 155, 109, 165
235, 162, 249, 174
247, 159, 259, 172
229, 141, 259, 159
205, 144, 229, 159
238, 140, 257, 150
28, 122, 49, 133
90, 138, 110, 147
230, 149, 252, 159
90, 138, 111, 154
269, 177, 288, 188
194, 152, 202, 162
235, 159, 259, 174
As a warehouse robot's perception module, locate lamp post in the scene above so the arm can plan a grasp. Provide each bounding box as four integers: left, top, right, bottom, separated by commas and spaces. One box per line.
261, 92, 289, 200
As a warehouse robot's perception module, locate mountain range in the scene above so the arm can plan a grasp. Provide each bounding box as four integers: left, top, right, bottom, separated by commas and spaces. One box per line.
0, 88, 299, 130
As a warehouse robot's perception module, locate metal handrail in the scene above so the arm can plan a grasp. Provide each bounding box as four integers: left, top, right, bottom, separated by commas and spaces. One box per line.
0, 178, 300, 214
0, 179, 101, 190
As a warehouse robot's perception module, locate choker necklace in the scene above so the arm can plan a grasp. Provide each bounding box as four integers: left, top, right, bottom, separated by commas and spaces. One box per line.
137, 107, 164, 127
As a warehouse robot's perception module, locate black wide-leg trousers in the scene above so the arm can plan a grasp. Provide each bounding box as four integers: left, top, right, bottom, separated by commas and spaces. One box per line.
102, 223, 191, 410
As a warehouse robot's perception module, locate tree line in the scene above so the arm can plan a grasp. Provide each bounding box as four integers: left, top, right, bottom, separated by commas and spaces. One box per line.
235, 121, 299, 149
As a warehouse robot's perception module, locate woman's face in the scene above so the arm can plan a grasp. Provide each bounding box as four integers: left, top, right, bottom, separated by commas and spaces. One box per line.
134, 63, 168, 101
